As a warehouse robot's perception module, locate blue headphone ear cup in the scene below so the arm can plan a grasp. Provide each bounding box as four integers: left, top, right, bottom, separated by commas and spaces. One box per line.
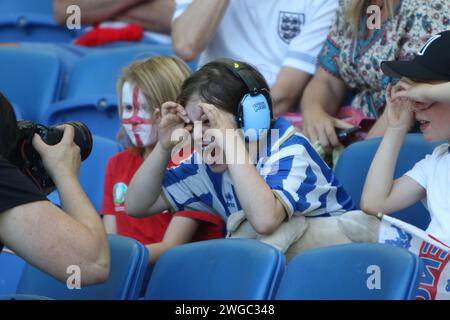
240, 93, 271, 140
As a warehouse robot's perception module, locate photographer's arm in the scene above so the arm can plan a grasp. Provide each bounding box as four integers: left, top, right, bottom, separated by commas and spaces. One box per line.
0, 200, 109, 285
0, 126, 109, 285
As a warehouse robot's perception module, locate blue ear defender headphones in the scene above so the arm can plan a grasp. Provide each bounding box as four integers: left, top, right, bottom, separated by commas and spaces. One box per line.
222, 61, 273, 141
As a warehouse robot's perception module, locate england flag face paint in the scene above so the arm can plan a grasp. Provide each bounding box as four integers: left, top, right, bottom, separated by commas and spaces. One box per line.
121, 81, 157, 147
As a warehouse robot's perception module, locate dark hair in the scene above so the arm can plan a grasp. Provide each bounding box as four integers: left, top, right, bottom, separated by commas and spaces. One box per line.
0, 94, 19, 161
177, 59, 271, 117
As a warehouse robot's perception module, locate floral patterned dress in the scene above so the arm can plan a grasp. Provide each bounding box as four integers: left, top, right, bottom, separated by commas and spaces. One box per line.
318, 0, 450, 118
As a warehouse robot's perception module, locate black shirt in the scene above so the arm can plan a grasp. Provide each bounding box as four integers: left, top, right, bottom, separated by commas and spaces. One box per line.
0, 156, 47, 252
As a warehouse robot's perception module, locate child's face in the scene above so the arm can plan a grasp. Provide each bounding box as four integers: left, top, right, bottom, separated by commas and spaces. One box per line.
121, 81, 158, 148
184, 96, 232, 173
415, 101, 450, 141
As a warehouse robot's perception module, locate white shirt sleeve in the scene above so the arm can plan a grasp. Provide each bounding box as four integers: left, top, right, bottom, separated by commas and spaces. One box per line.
283, 0, 339, 75
172, 0, 193, 23
405, 144, 449, 190
405, 157, 429, 189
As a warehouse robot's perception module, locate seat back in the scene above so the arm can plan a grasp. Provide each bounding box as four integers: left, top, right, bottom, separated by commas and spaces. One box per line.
16, 235, 149, 300
0, 251, 26, 296
0, 0, 80, 42
80, 135, 122, 211
335, 134, 442, 230
275, 243, 423, 300
0, 47, 62, 121
145, 239, 285, 300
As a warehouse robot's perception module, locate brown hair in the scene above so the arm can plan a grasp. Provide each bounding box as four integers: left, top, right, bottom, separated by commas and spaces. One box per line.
347, 0, 395, 37
116, 55, 191, 150
176, 59, 271, 118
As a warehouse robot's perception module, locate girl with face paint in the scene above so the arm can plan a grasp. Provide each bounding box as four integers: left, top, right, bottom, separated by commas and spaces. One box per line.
100, 56, 223, 265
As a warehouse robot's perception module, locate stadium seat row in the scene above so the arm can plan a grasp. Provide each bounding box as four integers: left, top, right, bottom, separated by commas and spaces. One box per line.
0, 45, 197, 141
0, 0, 83, 43
0, 237, 423, 300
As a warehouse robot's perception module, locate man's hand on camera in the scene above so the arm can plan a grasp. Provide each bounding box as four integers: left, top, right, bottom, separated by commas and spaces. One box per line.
32, 125, 81, 185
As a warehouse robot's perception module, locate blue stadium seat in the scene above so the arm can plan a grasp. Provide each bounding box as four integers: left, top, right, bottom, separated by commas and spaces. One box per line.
335, 134, 443, 230
0, 251, 26, 296
40, 45, 177, 140
145, 239, 285, 300
0, 47, 63, 121
80, 135, 122, 211
48, 135, 122, 211
275, 243, 423, 300
0, 294, 53, 300
0, 0, 82, 42
15, 235, 149, 300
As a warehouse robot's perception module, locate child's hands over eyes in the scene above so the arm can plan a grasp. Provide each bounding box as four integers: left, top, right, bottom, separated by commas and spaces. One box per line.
391, 78, 434, 107
155, 101, 192, 150
385, 83, 415, 131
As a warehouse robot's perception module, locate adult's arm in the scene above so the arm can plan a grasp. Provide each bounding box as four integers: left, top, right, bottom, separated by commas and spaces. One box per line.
0, 196, 109, 286
114, 0, 175, 34
53, 0, 145, 25
172, 0, 229, 61
271, 67, 312, 115
0, 126, 109, 285
300, 67, 351, 149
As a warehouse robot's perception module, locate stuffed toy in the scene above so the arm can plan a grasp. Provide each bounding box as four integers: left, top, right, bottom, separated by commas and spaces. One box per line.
227, 210, 380, 262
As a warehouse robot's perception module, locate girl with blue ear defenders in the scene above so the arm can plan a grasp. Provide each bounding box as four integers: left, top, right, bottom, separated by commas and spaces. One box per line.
125, 59, 353, 240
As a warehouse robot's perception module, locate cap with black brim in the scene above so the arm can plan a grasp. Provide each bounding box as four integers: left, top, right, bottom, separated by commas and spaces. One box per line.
381, 60, 450, 82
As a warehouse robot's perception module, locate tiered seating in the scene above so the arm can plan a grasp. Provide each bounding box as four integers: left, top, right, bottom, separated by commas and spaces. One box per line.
40, 45, 176, 140
0, 251, 26, 296
1, 240, 424, 300
335, 134, 443, 230
0, 47, 63, 121
0, 0, 82, 43
14, 235, 148, 300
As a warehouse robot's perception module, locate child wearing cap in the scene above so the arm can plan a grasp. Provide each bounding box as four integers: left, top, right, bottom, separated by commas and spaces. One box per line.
361, 31, 450, 245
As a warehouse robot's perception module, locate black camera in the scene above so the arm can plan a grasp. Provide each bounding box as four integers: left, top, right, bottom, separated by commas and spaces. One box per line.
14, 121, 93, 194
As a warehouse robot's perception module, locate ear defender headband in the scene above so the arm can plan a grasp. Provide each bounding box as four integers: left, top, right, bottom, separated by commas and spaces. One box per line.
222, 61, 272, 141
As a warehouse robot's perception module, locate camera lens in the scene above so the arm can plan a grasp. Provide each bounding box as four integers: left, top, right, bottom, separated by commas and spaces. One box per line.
65, 121, 93, 161
37, 122, 93, 161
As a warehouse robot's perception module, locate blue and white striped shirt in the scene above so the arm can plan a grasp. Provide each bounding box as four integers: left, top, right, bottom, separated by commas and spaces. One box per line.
162, 118, 353, 222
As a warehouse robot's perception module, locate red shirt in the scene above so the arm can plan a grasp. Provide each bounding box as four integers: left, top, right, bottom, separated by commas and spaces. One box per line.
101, 149, 223, 245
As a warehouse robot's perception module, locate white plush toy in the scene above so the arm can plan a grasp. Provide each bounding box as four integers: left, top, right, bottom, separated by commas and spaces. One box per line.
227, 210, 380, 262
